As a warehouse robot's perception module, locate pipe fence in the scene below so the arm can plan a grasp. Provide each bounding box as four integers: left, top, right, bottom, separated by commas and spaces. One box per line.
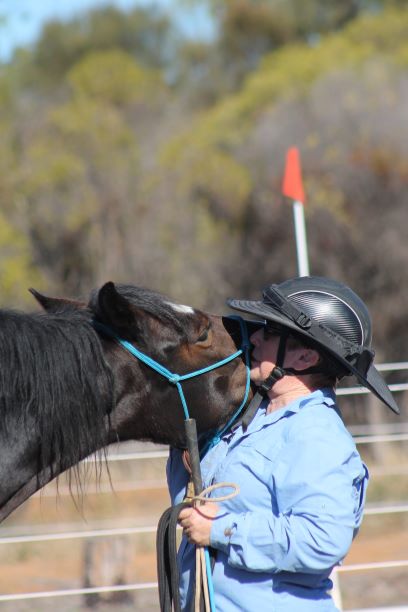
0, 362, 407, 611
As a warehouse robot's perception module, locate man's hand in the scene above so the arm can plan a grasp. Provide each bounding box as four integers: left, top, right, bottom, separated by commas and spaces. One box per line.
178, 503, 219, 547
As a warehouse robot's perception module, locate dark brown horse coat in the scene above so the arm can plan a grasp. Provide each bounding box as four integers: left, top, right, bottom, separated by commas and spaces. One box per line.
0, 282, 250, 522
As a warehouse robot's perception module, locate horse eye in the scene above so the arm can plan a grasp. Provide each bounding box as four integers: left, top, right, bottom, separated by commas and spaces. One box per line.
197, 329, 209, 343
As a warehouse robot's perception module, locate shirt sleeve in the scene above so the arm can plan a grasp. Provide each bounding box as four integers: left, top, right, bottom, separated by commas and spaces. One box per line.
210, 422, 368, 574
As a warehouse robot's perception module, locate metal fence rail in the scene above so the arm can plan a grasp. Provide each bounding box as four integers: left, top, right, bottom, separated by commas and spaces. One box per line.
0, 582, 158, 602
0, 525, 158, 545
0, 361, 406, 610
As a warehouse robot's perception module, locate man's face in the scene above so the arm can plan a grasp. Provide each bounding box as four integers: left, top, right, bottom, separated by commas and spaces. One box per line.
249, 325, 282, 384
250, 323, 317, 384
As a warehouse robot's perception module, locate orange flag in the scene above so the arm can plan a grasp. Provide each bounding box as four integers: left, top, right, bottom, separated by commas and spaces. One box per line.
282, 147, 306, 204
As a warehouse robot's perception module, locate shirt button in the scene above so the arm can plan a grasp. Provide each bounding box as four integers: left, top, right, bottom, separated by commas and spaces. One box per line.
224, 528, 233, 537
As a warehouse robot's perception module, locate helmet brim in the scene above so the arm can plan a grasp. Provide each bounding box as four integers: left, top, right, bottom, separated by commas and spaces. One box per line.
228, 297, 399, 415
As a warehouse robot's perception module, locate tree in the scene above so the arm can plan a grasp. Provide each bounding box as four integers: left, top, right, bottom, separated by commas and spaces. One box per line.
19, 6, 176, 89
177, 0, 366, 98
16, 49, 166, 295
160, 7, 408, 367
0, 80, 45, 306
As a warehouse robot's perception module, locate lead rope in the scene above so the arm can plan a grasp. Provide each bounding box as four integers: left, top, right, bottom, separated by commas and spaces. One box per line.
187, 317, 250, 612
187, 483, 240, 612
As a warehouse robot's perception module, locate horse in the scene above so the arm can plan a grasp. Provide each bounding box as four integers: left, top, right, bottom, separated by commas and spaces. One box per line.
0, 281, 251, 522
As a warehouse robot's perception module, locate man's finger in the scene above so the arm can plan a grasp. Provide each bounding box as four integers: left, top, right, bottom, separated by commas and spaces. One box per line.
178, 507, 193, 522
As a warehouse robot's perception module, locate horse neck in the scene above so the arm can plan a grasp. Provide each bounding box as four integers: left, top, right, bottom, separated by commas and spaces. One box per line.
0, 310, 116, 521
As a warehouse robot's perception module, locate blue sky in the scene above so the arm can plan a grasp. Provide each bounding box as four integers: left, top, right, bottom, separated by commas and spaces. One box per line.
0, 0, 214, 61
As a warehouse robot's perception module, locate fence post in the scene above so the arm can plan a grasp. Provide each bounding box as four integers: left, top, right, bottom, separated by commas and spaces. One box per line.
367, 394, 388, 464
331, 568, 343, 611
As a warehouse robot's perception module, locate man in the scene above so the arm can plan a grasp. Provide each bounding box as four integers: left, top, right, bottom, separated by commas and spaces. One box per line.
168, 276, 398, 611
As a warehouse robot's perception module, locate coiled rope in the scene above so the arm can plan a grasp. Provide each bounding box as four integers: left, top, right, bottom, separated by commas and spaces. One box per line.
157, 482, 240, 612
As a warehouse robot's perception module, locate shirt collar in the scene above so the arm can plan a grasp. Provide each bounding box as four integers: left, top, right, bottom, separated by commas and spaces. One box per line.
253, 387, 337, 428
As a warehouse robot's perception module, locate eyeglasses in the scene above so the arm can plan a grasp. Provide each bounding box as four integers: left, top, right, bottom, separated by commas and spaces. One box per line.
263, 322, 285, 340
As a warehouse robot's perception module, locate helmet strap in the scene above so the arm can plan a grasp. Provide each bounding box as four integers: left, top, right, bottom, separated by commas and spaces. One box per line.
239, 389, 266, 432
276, 330, 289, 369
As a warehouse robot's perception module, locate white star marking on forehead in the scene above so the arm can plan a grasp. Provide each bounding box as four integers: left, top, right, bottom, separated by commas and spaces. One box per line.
166, 302, 195, 315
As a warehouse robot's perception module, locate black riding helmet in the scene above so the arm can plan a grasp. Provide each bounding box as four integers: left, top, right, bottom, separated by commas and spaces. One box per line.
228, 276, 399, 415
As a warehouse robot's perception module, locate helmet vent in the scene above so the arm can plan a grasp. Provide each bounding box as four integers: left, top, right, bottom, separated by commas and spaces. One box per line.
289, 291, 364, 346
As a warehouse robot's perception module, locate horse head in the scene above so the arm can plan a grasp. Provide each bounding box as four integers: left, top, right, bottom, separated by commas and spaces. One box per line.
32, 281, 252, 448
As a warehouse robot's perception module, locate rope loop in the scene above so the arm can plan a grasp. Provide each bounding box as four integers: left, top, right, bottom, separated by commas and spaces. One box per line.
190, 482, 240, 505
168, 374, 181, 384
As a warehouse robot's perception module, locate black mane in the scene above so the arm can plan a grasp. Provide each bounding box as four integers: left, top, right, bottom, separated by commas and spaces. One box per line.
0, 306, 114, 476
0, 284, 195, 496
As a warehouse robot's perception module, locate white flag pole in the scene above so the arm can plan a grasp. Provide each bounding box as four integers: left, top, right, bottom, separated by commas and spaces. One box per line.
282, 147, 310, 277
292, 200, 310, 277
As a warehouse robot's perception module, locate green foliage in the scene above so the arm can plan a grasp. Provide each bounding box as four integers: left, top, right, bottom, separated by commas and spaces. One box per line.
162, 142, 252, 224
177, 0, 375, 98
157, 5, 408, 365
12, 48, 159, 294
22, 136, 98, 228
166, 7, 408, 153
20, 51, 149, 220
21, 6, 175, 88
0, 114, 45, 305
0, 211, 44, 306
1, 0, 408, 376
0, 71, 11, 110
67, 49, 163, 107
187, 0, 401, 32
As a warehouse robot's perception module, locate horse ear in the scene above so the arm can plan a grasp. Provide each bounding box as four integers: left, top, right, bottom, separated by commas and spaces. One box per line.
29, 288, 86, 313
96, 282, 135, 329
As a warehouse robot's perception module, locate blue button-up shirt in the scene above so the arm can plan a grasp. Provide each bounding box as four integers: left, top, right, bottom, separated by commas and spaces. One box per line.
167, 389, 368, 611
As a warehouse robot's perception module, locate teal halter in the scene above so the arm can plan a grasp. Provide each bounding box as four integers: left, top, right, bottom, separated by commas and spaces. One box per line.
92, 316, 251, 448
